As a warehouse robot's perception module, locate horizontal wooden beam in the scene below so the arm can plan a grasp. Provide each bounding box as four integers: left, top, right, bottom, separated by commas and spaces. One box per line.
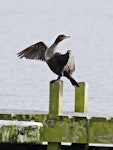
89, 117, 113, 144
1, 113, 113, 144
0, 120, 43, 144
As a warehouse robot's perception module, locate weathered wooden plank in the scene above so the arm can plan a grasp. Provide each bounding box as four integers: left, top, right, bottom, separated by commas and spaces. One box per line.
43, 116, 88, 143
0, 120, 43, 144
89, 117, 113, 144
1, 114, 113, 145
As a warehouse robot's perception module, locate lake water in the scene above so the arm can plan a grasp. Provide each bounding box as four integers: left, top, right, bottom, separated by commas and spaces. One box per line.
0, 0, 113, 115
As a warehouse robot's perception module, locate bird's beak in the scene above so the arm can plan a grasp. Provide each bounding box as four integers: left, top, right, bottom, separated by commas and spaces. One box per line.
65, 35, 70, 39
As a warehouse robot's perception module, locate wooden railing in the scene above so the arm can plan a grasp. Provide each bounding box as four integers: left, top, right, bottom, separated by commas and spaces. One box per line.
0, 81, 113, 150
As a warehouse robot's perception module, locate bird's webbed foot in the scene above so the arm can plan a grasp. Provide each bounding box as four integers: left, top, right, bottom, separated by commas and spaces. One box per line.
50, 80, 57, 84
50, 76, 61, 84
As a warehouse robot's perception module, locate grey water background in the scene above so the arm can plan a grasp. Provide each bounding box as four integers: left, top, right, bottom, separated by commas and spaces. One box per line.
0, 0, 113, 115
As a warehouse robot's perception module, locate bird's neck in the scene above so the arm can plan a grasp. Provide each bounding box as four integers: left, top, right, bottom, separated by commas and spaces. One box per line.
45, 42, 58, 60
54, 37, 61, 44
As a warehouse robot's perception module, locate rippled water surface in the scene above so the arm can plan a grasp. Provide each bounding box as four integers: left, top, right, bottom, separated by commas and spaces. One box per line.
0, 0, 113, 115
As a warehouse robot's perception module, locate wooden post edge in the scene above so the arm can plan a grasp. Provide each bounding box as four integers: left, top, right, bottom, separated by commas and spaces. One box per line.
75, 82, 88, 113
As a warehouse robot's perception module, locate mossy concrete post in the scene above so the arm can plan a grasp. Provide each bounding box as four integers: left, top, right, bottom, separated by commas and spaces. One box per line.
47, 81, 63, 150
75, 82, 88, 113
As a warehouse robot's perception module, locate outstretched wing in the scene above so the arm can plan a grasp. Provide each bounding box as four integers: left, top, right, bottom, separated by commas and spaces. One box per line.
17, 42, 48, 61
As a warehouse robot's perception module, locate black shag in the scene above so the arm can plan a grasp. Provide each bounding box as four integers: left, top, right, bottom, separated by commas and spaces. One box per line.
17, 35, 79, 87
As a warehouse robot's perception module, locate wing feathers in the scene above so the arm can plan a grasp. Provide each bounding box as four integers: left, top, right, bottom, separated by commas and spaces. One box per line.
17, 42, 48, 61
62, 51, 75, 74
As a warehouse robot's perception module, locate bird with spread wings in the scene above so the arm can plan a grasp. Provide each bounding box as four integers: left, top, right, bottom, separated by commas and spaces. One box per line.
17, 35, 79, 87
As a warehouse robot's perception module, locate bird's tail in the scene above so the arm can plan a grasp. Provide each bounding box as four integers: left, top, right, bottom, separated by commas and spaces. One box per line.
64, 72, 79, 87
70, 77, 79, 87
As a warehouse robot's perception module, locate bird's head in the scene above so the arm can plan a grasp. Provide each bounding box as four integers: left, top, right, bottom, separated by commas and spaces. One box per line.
55, 34, 70, 44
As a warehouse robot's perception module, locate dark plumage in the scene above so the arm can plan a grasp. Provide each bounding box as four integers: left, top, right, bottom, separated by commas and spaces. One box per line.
17, 35, 79, 87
